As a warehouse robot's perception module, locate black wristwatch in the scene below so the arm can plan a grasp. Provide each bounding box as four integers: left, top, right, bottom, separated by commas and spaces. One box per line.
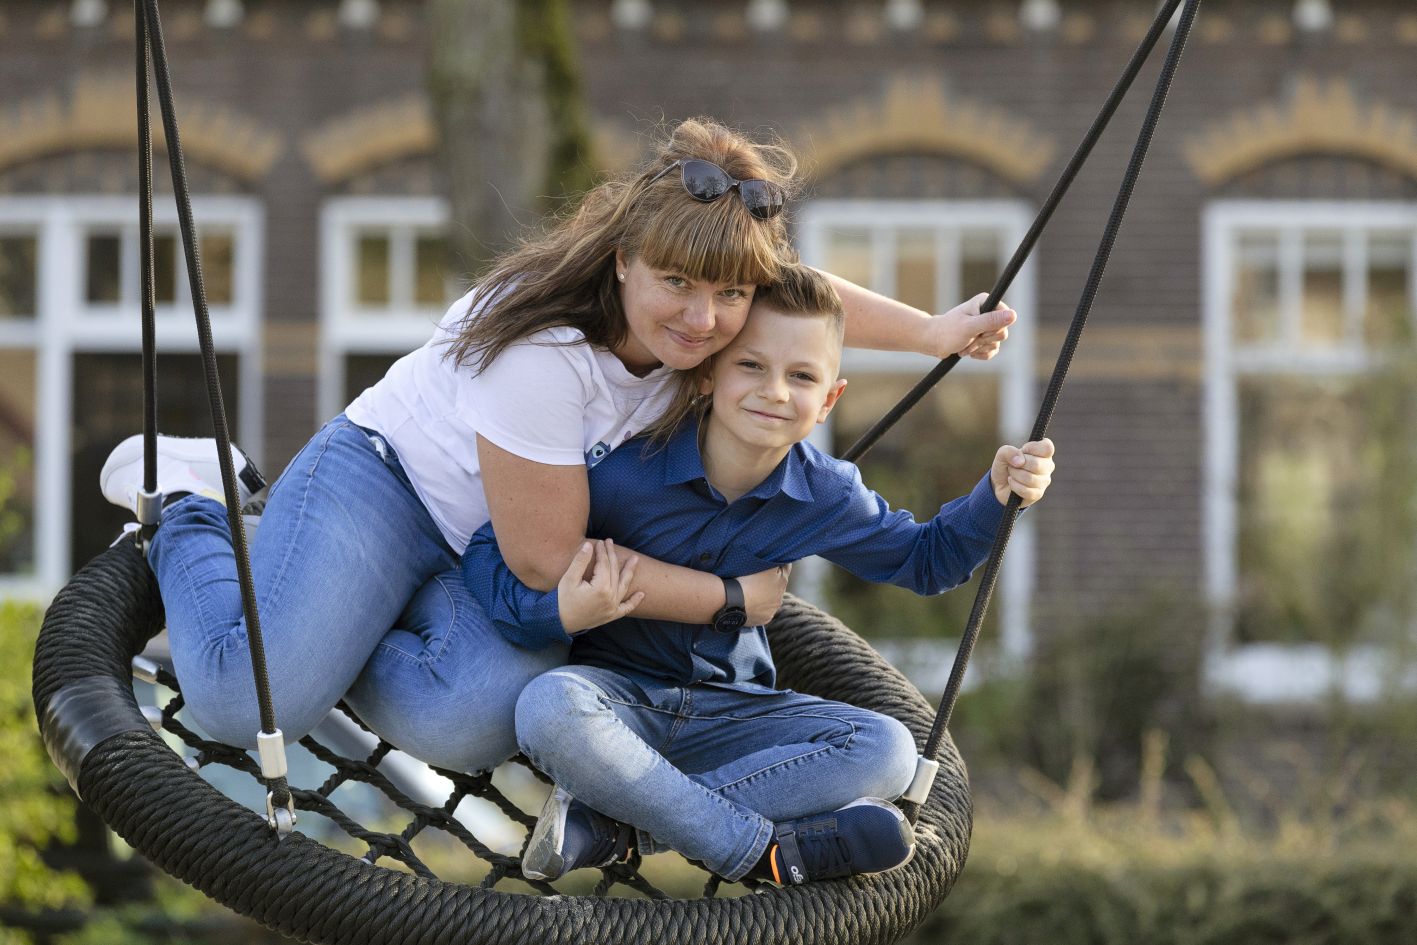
711, 576, 748, 633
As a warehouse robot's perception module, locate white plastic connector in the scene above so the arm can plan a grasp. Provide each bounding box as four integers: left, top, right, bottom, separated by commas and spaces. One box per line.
131, 655, 160, 684
135, 488, 163, 527
901, 755, 940, 806
256, 729, 288, 780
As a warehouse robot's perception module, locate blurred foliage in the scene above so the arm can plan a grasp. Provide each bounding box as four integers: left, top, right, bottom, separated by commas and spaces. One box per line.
951, 589, 1212, 801
0, 447, 35, 575
907, 749, 1417, 945
1236, 347, 1417, 646
515, 0, 596, 209
49, 879, 219, 945
0, 602, 91, 943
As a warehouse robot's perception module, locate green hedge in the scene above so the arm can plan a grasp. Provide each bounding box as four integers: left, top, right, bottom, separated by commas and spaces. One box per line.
906, 811, 1417, 945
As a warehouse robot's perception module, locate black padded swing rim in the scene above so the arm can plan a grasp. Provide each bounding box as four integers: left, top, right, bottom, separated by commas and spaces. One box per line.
33, 540, 972, 945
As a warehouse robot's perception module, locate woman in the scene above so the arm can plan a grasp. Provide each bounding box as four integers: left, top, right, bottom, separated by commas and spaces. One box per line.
99, 118, 1016, 771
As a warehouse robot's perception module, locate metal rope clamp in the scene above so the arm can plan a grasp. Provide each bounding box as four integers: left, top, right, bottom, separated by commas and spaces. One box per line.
258, 730, 297, 836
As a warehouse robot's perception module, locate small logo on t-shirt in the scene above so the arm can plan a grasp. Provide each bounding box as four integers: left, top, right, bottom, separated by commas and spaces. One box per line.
586, 441, 611, 468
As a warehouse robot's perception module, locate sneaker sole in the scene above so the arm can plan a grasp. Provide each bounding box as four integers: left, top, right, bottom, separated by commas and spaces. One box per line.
100, 434, 265, 506
522, 787, 573, 882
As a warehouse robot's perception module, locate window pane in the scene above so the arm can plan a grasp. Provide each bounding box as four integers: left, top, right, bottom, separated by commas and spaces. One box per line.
0, 349, 37, 574
154, 233, 178, 305
345, 353, 402, 405
0, 236, 38, 319
1235, 375, 1415, 645
825, 373, 1002, 642
86, 233, 122, 304
894, 230, 935, 313
823, 228, 873, 290
1233, 232, 1280, 344
415, 234, 448, 307
200, 230, 235, 306
70, 352, 240, 570
1366, 232, 1413, 346
960, 231, 1000, 300
356, 234, 391, 307
1300, 231, 1344, 345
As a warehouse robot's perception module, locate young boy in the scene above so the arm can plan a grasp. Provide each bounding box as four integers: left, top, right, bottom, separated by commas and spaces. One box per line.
461, 265, 1055, 886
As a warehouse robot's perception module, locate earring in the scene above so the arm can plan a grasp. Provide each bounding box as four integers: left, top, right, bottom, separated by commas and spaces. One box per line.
617, 271, 625, 282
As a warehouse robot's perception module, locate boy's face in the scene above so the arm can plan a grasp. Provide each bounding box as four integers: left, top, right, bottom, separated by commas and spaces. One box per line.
703, 304, 847, 453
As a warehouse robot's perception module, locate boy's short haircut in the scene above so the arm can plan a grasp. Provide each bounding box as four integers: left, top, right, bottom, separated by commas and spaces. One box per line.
754, 264, 846, 345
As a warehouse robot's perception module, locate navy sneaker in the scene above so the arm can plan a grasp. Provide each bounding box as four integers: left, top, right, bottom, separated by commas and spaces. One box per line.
100, 434, 266, 513
522, 786, 633, 881
769, 798, 914, 885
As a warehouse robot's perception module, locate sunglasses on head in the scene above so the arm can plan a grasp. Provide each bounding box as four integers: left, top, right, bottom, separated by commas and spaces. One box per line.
645, 159, 786, 220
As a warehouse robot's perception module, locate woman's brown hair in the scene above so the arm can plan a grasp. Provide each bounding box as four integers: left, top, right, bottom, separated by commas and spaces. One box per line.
444, 118, 801, 372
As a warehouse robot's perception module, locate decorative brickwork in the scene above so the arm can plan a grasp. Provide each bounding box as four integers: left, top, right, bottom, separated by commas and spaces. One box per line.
0, 74, 283, 184
1185, 76, 1417, 186
795, 76, 1055, 187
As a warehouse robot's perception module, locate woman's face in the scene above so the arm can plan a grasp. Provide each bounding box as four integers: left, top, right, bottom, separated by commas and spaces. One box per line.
612, 251, 756, 374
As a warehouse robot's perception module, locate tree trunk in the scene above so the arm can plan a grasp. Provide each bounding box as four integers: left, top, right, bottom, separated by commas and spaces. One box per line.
425, 0, 593, 278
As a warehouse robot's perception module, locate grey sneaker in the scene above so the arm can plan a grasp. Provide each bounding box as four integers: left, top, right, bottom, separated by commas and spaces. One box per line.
522, 786, 632, 882
99, 434, 266, 514
770, 798, 915, 885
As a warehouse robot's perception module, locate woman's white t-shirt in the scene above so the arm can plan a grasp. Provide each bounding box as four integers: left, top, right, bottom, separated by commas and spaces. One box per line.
345, 289, 677, 552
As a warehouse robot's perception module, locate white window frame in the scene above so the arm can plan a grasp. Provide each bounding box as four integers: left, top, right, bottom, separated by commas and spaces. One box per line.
798, 199, 1039, 671
1203, 200, 1417, 704
0, 195, 264, 599
318, 197, 452, 421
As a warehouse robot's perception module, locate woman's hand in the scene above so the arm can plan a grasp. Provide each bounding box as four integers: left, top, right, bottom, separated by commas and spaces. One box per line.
557, 539, 643, 634
740, 564, 791, 626
990, 439, 1056, 508
925, 293, 1017, 361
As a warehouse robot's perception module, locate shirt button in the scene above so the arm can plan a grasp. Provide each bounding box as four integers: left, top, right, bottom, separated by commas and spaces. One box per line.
698, 551, 712, 563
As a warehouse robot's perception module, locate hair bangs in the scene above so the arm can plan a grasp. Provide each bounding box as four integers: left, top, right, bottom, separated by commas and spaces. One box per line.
635, 194, 786, 288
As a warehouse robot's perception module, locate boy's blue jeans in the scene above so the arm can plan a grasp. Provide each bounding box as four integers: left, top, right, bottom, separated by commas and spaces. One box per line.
515, 665, 919, 881
147, 415, 566, 772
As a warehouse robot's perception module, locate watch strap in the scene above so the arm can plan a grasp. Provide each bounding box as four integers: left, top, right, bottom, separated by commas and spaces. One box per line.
721, 576, 744, 612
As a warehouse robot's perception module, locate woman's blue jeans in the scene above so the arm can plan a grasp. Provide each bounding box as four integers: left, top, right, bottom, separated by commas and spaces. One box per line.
147, 415, 566, 772
514, 665, 919, 881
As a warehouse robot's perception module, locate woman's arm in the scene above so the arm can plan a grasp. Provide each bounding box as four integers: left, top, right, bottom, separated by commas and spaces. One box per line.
820, 271, 1017, 360
477, 435, 786, 623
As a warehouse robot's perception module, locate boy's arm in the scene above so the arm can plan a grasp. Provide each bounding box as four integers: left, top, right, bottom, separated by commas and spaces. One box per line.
462, 524, 572, 648
463, 527, 648, 649
817, 440, 1055, 593
817, 470, 1006, 595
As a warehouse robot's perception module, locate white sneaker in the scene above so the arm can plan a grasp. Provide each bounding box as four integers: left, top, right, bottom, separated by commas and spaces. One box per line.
99, 434, 267, 515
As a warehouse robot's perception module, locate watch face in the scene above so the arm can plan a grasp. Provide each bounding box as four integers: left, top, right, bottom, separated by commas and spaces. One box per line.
717, 609, 747, 633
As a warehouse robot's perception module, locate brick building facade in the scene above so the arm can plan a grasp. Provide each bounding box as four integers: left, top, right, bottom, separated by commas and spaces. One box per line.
2, 0, 1414, 701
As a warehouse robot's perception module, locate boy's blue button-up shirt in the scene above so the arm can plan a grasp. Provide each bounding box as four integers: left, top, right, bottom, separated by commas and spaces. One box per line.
462, 419, 1006, 692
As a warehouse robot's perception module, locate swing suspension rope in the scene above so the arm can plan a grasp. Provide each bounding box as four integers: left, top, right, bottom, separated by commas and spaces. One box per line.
132, 0, 294, 826
126, 0, 1197, 874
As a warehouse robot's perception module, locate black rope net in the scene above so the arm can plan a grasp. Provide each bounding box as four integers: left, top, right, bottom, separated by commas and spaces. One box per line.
34, 539, 972, 945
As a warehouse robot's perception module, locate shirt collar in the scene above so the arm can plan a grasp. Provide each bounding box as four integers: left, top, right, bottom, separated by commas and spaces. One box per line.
663, 418, 814, 503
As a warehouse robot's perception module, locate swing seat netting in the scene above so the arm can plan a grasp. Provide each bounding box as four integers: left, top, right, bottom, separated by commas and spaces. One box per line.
33, 539, 970, 945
